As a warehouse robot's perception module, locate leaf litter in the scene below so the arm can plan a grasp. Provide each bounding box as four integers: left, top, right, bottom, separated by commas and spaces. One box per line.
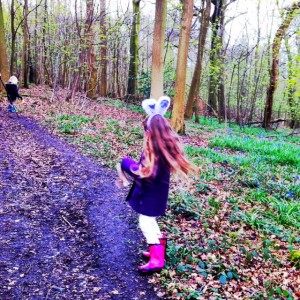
0, 85, 299, 299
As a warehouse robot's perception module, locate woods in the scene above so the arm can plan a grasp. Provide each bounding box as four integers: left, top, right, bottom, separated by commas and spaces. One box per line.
0, 0, 299, 130
0, 1, 300, 299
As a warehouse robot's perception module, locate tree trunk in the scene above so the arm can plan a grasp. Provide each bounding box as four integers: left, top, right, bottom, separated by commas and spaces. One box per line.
171, 0, 193, 134
10, 0, 15, 76
150, 0, 167, 100
99, 0, 107, 97
86, 0, 97, 99
217, 0, 226, 121
0, 0, 9, 90
42, 0, 49, 85
247, 1, 261, 123
207, 0, 222, 116
127, 0, 141, 99
185, 0, 211, 120
22, 0, 29, 88
285, 38, 297, 128
87, 46, 97, 99
263, 1, 300, 129
32, 0, 38, 84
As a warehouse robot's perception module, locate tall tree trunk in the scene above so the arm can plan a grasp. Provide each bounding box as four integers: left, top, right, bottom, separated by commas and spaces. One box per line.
263, 1, 300, 129
217, 0, 226, 121
32, 0, 38, 84
236, 62, 240, 124
42, 0, 49, 85
285, 38, 297, 128
185, 0, 211, 120
22, 0, 29, 88
247, 0, 261, 123
171, 0, 193, 134
150, 0, 167, 100
127, 0, 141, 99
86, 0, 97, 99
0, 0, 9, 90
207, 0, 222, 116
99, 0, 107, 96
10, 0, 15, 76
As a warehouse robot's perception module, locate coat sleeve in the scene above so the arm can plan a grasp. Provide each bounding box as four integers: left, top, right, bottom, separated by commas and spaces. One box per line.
121, 157, 140, 179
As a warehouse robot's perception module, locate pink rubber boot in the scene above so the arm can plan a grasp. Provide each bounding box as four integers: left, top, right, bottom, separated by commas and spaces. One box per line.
142, 234, 167, 258
138, 244, 165, 273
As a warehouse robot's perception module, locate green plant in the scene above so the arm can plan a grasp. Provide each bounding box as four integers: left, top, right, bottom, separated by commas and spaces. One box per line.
288, 249, 300, 268
55, 114, 93, 134
207, 197, 221, 214
269, 199, 300, 228
168, 192, 202, 220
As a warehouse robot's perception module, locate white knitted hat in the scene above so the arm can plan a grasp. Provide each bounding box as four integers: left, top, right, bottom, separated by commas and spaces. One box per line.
8, 76, 18, 85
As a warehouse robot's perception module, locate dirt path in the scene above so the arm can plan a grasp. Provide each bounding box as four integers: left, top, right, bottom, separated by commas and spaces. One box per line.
0, 109, 159, 300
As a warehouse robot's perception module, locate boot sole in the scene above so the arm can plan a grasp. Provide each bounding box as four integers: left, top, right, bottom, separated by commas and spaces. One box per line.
138, 267, 164, 274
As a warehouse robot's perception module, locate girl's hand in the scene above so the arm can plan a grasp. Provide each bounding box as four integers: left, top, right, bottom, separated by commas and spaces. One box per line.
116, 163, 130, 187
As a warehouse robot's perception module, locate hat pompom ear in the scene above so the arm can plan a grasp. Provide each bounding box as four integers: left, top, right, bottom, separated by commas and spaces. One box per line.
156, 96, 170, 116
142, 98, 157, 117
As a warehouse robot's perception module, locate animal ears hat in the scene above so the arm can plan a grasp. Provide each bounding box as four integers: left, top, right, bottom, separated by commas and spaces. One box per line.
142, 96, 171, 129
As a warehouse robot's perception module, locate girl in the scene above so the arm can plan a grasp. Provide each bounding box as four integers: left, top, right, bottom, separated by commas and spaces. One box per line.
117, 96, 197, 273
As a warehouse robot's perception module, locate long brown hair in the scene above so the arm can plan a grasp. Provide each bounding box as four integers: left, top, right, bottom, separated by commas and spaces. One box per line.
135, 115, 197, 179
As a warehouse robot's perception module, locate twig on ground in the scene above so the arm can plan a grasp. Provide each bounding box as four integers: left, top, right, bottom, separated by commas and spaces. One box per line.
61, 215, 74, 228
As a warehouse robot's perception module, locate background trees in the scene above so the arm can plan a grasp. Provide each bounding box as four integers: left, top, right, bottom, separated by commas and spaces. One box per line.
0, 0, 299, 130
0, 0, 9, 90
263, 1, 300, 129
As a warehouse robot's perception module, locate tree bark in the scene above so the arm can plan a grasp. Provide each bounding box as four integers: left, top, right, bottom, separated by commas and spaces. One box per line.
0, 0, 9, 90
263, 1, 300, 129
185, 0, 211, 120
217, 0, 226, 121
150, 0, 167, 100
22, 0, 29, 88
285, 37, 297, 128
10, 0, 15, 76
99, 0, 107, 96
127, 0, 141, 99
171, 0, 194, 134
207, 0, 222, 116
247, 0, 261, 123
86, 0, 97, 99
42, 0, 50, 85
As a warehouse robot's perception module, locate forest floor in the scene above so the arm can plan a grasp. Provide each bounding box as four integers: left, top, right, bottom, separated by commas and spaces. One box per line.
0, 86, 300, 300
0, 96, 161, 299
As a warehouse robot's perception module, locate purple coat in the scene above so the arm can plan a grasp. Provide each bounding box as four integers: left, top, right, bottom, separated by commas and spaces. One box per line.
121, 156, 170, 217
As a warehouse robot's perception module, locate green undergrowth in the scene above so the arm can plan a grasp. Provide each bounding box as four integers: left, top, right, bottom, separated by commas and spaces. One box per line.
44, 105, 299, 299
55, 114, 94, 134
161, 120, 299, 299
50, 113, 144, 166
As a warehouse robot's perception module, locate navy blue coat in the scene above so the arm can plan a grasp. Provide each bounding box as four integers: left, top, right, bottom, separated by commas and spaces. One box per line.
5, 83, 22, 103
121, 156, 170, 217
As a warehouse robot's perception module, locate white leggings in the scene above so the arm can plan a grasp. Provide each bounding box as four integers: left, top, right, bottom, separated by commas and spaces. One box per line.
139, 214, 162, 244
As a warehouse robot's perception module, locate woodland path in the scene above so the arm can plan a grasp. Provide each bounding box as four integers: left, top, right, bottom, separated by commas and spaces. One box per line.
0, 108, 159, 300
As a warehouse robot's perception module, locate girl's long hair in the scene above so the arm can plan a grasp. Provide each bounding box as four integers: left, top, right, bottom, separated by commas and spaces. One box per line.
136, 115, 197, 179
